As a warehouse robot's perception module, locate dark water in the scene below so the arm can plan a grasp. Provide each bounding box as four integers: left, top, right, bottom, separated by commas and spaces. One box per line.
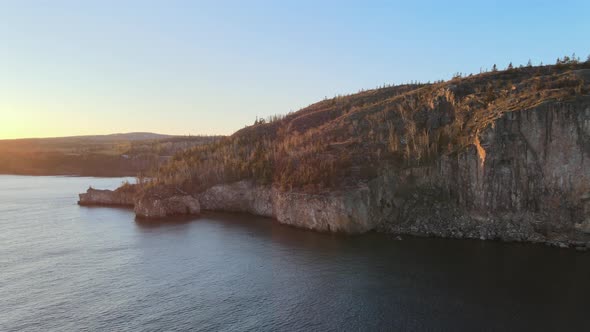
0, 175, 589, 331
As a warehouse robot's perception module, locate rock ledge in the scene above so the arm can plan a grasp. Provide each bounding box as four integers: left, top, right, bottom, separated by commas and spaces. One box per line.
78, 185, 200, 218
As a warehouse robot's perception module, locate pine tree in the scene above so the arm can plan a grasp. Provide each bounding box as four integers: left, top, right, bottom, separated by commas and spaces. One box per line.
507, 62, 514, 70
492, 64, 498, 72
526, 59, 532, 67
572, 53, 579, 63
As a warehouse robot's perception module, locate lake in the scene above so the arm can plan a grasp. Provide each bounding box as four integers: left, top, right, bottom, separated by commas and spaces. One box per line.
0, 175, 588, 331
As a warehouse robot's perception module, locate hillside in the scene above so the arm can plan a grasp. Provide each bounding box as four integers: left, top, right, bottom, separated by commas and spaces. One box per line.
92, 61, 590, 248
154, 62, 590, 192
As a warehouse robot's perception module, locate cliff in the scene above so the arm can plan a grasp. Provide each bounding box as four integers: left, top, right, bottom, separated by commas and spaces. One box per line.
199, 181, 372, 233
189, 95, 590, 248
97, 63, 590, 249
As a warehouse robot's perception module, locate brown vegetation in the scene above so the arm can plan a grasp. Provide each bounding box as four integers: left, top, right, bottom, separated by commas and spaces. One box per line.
149, 62, 590, 193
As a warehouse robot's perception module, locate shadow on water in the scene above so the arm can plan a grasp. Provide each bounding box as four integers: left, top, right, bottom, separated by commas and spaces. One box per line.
132, 210, 588, 258
202, 211, 357, 246
133, 215, 198, 229
79, 204, 134, 212
183, 211, 590, 331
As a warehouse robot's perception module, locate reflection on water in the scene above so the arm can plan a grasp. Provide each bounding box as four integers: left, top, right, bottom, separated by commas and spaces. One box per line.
134, 215, 197, 229
0, 175, 589, 331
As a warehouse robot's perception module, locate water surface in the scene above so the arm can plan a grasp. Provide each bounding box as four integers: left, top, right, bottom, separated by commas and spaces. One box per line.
0, 175, 588, 331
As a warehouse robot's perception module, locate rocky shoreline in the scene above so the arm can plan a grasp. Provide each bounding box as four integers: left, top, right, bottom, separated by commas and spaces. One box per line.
78, 179, 590, 251
79, 185, 201, 219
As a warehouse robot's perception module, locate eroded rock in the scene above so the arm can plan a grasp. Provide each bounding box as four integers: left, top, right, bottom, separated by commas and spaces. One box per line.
78, 186, 135, 206
134, 194, 200, 219
133, 186, 200, 219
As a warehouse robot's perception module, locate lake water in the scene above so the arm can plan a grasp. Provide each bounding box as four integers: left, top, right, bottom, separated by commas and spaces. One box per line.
0, 175, 588, 331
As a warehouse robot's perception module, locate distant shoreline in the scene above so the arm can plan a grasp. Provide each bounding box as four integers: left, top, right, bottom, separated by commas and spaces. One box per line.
0, 172, 135, 178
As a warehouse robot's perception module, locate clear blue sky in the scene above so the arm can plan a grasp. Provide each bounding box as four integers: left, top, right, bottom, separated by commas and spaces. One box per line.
1, 0, 589, 138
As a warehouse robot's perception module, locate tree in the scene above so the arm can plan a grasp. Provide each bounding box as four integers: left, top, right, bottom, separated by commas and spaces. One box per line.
492, 64, 498, 72
526, 59, 532, 67
572, 53, 580, 63
586, 54, 590, 63
507, 62, 514, 70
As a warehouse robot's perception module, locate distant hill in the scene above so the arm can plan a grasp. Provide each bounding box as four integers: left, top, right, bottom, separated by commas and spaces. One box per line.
0, 132, 174, 147
64, 132, 175, 141
0, 133, 223, 177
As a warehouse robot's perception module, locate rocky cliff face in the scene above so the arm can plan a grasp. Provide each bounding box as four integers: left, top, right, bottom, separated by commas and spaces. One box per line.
396, 97, 590, 246
377, 98, 590, 248
194, 98, 590, 248
134, 188, 201, 219
199, 181, 373, 233
199, 181, 273, 217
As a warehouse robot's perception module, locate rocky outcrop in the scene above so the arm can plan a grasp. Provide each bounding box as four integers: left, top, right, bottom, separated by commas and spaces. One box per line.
135, 189, 200, 219
78, 185, 200, 219
78, 187, 135, 206
199, 181, 273, 217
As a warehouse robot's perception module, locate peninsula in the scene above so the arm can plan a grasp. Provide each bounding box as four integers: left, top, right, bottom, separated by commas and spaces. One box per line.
79, 61, 590, 249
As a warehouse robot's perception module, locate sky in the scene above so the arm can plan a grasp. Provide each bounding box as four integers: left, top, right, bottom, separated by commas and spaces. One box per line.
1, 0, 589, 139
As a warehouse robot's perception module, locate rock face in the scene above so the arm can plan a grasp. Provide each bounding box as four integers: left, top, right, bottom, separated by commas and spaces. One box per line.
78, 187, 135, 206
272, 187, 372, 233
373, 98, 590, 247
199, 181, 373, 233
196, 98, 590, 247
134, 193, 201, 219
199, 181, 273, 217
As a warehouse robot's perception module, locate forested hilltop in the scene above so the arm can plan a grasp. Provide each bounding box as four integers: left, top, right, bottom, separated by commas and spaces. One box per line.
151, 59, 590, 193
